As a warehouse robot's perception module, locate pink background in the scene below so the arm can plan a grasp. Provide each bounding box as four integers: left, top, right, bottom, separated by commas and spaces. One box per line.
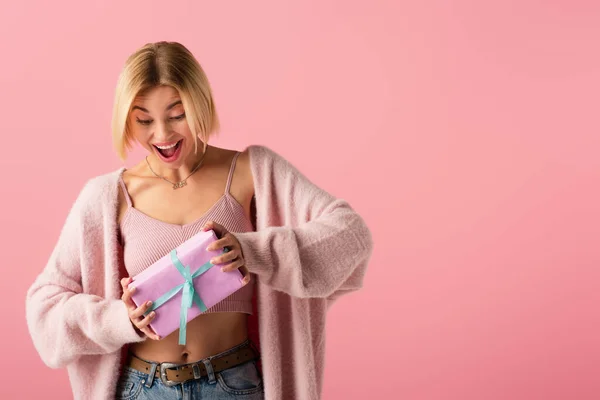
2, 1, 599, 399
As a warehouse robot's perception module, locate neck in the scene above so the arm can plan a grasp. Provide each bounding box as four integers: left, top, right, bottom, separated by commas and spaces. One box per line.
147, 143, 209, 183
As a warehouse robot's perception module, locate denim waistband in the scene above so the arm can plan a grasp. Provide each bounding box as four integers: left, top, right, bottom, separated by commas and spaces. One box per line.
125, 338, 259, 388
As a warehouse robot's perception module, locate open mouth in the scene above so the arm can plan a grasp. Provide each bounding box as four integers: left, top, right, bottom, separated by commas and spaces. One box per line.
153, 140, 182, 161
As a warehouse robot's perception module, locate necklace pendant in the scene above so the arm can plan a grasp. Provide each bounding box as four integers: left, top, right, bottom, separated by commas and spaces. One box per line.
173, 181, 187, 189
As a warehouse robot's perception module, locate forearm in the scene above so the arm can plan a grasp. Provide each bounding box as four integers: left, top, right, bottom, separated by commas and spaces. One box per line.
236, 199, 373, 298
26, 274, 145, 368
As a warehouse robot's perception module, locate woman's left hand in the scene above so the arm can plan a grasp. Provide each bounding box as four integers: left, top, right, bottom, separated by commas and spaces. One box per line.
202, 221, 251, 286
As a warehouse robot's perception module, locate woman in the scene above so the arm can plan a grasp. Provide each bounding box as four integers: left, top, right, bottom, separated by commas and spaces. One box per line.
25, 41, 373, 400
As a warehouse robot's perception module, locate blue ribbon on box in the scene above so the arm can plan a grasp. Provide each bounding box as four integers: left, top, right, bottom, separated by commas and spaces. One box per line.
144, 247, 228, 345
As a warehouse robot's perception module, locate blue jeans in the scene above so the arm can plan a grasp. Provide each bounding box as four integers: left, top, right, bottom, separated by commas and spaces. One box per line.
116, 341, 264, 400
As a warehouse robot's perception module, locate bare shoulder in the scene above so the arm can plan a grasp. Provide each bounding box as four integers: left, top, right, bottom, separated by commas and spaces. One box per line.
205, 145, 255, 199
236, 147, 255, 198
117, 162, 145, 224
120, 161, 145, 185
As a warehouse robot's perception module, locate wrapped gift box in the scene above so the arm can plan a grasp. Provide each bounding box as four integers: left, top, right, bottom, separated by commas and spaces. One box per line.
129, 229, 244, 344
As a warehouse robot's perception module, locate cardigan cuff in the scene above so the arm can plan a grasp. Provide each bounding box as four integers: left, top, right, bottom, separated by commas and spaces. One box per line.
235, 232, 273, 279
111, 300, 147, 345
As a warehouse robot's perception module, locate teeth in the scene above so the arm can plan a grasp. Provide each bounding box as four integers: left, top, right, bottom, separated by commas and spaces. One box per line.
155, 141, 179, 150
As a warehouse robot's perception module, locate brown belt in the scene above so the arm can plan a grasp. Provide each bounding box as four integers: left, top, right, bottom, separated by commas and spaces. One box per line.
125, 341, 260, 387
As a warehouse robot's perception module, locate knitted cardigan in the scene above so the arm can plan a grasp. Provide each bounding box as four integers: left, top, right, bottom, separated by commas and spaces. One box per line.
25, 144, 373, 399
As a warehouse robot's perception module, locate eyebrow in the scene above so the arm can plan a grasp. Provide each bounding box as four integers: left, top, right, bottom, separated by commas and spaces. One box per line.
131, 99, 182, 113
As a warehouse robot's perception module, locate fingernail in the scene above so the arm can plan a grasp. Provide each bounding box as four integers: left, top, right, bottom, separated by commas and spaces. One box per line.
150, 311, 156, 317
130, 287, 136, 292
146, 301, 152, 306
221, 267, 226, 272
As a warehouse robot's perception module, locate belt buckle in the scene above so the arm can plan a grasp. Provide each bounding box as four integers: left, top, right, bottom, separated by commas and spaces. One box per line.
159, 362, 181, 387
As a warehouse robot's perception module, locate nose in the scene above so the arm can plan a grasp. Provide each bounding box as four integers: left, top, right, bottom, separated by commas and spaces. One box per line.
154, 120, 172, 141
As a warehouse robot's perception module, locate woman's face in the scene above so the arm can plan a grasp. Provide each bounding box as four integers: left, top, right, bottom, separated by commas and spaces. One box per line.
129, 85, 198, 169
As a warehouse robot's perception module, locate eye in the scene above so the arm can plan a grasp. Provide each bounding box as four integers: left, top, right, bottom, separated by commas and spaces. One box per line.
170, 113, 185, 120
136, 117, 152, 126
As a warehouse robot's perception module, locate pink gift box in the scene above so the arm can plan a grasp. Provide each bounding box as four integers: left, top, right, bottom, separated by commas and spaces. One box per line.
129, 229, 244, 340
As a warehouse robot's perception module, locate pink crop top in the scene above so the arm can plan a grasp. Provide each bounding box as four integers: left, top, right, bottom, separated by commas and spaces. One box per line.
118, 152, 255, 314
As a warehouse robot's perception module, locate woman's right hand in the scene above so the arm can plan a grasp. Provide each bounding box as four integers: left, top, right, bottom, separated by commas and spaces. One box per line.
120, 277, 161, 340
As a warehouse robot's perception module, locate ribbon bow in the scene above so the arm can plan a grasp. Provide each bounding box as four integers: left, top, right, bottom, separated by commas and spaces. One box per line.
145, 249, 225, 345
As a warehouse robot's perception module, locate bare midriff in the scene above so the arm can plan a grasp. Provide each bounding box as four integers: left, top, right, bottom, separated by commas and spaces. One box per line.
129, 312, 249, 364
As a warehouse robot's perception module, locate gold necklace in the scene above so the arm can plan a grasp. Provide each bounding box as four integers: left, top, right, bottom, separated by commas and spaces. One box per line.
145, 150, 207, 189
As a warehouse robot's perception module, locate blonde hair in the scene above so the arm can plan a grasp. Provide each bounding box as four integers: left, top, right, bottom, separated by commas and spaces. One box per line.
111, 41, 220, 160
